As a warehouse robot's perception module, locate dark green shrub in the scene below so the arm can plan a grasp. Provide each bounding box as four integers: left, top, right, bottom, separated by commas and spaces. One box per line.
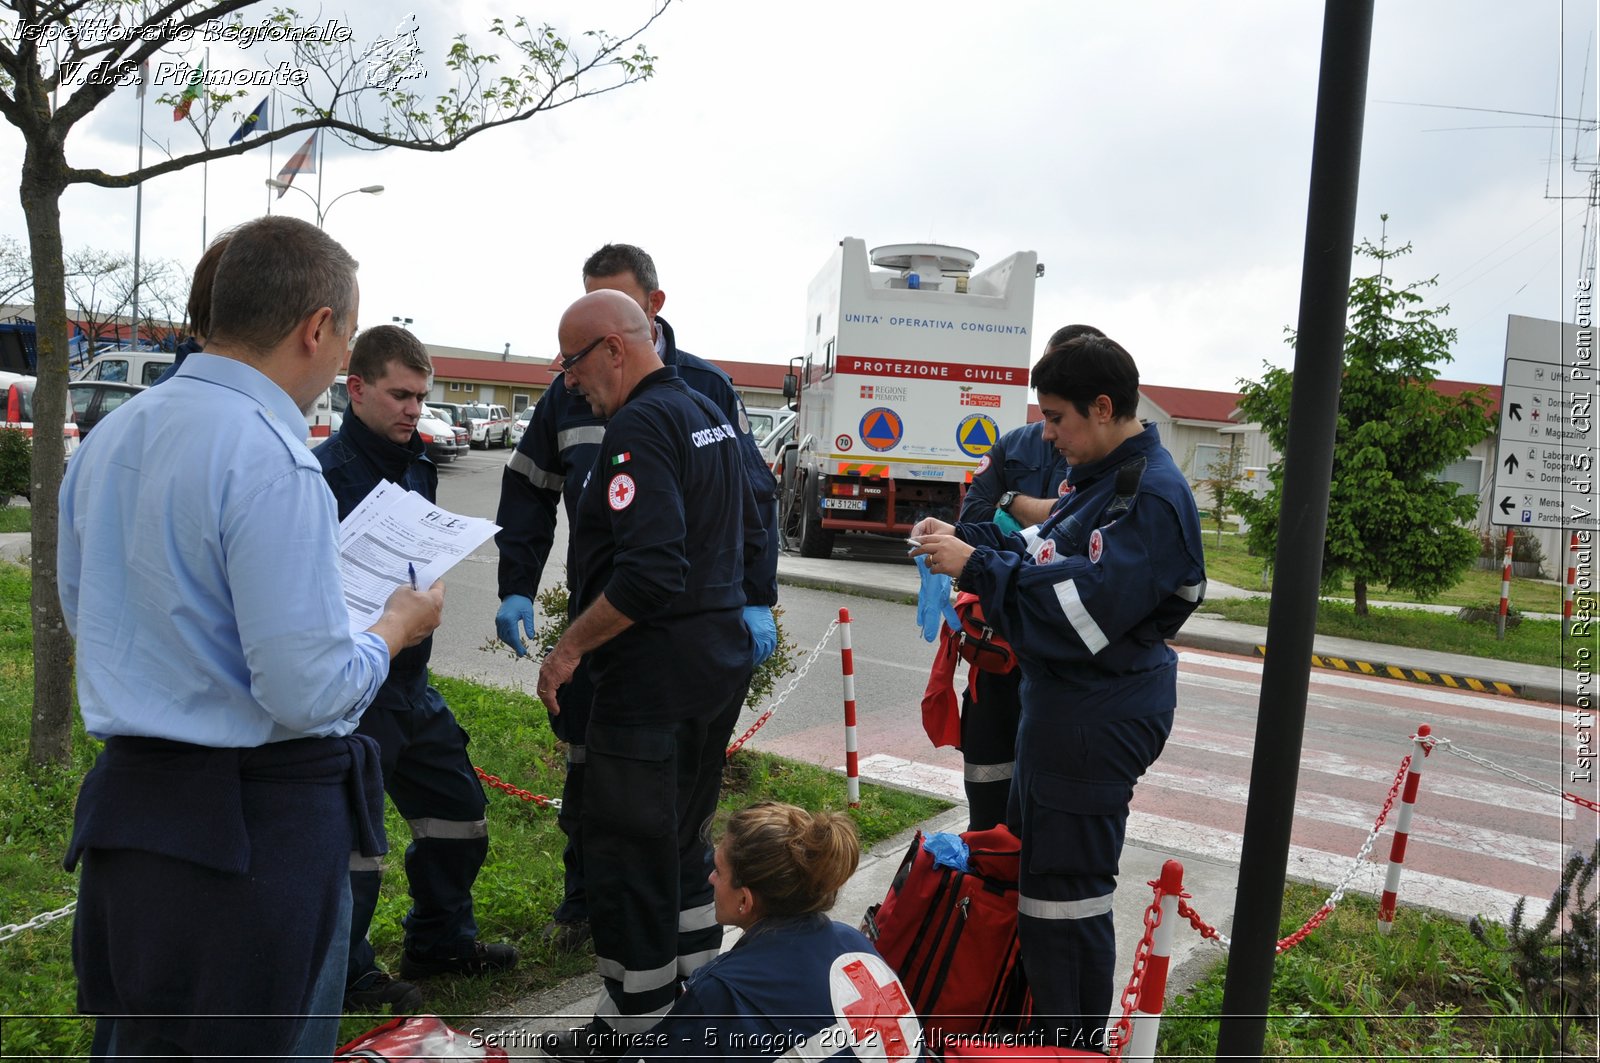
0, 428, 31, 501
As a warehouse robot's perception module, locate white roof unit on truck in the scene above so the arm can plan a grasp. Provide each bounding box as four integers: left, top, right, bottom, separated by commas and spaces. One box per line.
779, 238, 1039, 558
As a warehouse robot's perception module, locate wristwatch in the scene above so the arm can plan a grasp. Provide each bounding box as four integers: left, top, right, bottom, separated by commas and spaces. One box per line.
997, 490, 1019, 513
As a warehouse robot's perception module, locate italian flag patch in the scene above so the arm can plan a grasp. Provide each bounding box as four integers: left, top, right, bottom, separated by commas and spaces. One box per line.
611, 452, 630, 465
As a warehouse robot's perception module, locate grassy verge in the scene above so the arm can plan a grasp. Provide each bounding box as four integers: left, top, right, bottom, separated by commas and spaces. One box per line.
0, 505, 31, 533
1200, 529, 1591, 616
0, 563, 948, 1057
1158, 882, 1597, 1060
1198, 596, 1577, 671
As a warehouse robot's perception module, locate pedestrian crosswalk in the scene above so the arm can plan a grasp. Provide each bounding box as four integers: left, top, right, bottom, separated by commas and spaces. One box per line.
752, 646, 1583, 929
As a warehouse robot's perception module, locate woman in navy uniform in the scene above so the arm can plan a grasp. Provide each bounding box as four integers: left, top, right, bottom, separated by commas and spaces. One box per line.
911, 334, 1206, 1051
632, 802, 923, 1062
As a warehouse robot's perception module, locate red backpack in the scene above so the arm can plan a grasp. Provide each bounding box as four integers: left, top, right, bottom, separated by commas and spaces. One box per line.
861, 825, 1027, 1045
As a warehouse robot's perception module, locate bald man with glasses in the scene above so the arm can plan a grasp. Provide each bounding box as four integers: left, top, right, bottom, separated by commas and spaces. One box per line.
493, 244, 778, 956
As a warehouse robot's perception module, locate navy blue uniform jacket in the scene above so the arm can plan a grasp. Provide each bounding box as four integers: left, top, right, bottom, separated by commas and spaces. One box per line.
314, 409, 442, 713
635, 914, 923, 1063
958, 425, 1207, 720
569, 367, 764, 723
497, 316, 778, 609
959, 421, 1069, 523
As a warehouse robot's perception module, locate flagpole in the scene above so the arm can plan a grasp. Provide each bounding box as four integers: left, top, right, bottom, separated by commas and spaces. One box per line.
200, 48, 210, 250
131, 61, 147, 351
266, 92, 275, 215
315, 119, 325, 221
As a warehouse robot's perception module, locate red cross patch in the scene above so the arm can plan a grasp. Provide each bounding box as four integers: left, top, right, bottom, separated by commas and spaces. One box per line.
1089, 528, 1104, 563
1058, 479, 1073, 497
974, 454, 991, 477
831, 953, 918, 1061
607, 474, 636, 511
1035, 537, 1057, 564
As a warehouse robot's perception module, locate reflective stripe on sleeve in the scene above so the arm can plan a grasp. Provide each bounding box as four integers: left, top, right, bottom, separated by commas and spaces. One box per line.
508, 448, 563, 491
567, 743, 587, 766
349, 852, 384, 872
1053, 578, 1109, 654
557, 426, 606, 451
1018, 891, 1115, 920
1175, 580, 1206, 602
408, 817, 488, 840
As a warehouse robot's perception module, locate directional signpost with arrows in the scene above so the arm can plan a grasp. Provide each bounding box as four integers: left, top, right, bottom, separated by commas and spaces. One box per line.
1492, 316, 1596, 530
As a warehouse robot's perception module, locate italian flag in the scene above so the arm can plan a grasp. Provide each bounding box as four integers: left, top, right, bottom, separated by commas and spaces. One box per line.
611, 452, 630, 465
173, 61, 204, 121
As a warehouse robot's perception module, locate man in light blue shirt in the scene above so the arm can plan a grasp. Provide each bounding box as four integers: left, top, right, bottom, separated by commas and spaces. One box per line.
58, 215, 445, 1061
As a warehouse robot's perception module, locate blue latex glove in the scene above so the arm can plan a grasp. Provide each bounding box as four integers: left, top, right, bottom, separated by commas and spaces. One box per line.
914, 555, 956, 642
743, 605, 778, 667
495, 594, 536, 657
923, 832, 971, 872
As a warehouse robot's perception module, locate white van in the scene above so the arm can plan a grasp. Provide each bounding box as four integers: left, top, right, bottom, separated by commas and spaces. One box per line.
73, 350, 175, 388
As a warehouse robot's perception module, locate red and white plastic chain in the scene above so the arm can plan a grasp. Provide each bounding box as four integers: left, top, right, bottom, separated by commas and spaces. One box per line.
1171, 751, 1418, 956
473, 766, 560, 811
1106, 878, 1166, 1059
726, 618, 841, 756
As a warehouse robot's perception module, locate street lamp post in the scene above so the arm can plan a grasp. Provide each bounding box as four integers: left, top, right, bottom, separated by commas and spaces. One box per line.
263, 180, 384, 229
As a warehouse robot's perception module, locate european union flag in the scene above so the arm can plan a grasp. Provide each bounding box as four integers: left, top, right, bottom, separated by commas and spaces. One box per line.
227, 97, 269, 145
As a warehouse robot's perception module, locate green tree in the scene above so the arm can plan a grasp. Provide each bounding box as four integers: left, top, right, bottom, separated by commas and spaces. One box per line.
0, 0, 672, 766
1195, 437, 1245, 548
1230, 227, 1495, 616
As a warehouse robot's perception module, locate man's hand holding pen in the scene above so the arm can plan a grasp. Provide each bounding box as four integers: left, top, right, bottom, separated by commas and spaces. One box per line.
370, 579, 446, 659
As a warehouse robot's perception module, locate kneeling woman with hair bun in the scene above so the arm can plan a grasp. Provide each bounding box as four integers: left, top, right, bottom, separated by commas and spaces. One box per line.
632, 802, 923, 1062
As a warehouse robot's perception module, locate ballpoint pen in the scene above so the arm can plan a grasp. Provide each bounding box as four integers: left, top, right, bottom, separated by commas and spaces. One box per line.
408, 562, 418, 591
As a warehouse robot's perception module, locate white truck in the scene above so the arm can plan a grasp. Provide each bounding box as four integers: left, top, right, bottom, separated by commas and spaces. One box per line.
778, 239, 1040, 558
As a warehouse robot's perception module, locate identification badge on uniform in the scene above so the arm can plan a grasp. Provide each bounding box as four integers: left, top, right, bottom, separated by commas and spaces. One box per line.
1058, 480, 1073, 497
1088, 528, 1104, 564
607, 474, 636, 511
611, 451, 631, 465
1035, 538, 1057, 564
974, 454, 991, 477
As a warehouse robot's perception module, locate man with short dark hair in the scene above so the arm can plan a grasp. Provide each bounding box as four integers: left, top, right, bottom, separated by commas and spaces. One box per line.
59, 215, 445, 1059
494, 244, 779, 952
315, 324, 518, 1013
535, 290, 766, 1058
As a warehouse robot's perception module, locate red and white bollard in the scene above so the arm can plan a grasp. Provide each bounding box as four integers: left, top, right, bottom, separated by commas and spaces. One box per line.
1565, 531, 1580, 621
1123, 860, 1182, 1062
840, 607, 859, 807
1497, 529, 1514, 640
1377, 724, 1432, 934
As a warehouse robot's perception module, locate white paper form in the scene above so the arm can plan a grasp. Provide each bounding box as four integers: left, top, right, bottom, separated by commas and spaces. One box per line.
336, 484, 500, 630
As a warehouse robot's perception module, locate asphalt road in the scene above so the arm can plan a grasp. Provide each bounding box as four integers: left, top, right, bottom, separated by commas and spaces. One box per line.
428, 446, 1575, 927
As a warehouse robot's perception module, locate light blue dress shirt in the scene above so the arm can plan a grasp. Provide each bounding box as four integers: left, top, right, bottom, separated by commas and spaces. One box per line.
58, 353, 391, 746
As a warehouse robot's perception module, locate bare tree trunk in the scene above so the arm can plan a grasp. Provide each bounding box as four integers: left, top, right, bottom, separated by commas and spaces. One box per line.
1352, 576, 1368, 618
21, 144, 75, 769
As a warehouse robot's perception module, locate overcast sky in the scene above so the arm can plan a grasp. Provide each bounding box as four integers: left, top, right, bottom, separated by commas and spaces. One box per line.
2, 0, 1596, 393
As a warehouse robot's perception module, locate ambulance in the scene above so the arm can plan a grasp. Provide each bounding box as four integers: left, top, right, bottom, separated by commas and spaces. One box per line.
779, 239, 1039, 558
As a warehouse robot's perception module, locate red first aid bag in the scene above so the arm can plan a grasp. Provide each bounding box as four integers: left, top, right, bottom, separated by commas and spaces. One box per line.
861, 825, 1027, 1044
336, 1016, 510, 1060
953, 592, 1017, 675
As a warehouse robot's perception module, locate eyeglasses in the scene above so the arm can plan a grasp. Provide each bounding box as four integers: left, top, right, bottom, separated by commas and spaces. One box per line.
557, 335, 607, 373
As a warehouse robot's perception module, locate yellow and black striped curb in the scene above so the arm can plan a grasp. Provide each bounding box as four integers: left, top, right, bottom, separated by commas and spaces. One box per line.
1253, 645, 1522, 698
